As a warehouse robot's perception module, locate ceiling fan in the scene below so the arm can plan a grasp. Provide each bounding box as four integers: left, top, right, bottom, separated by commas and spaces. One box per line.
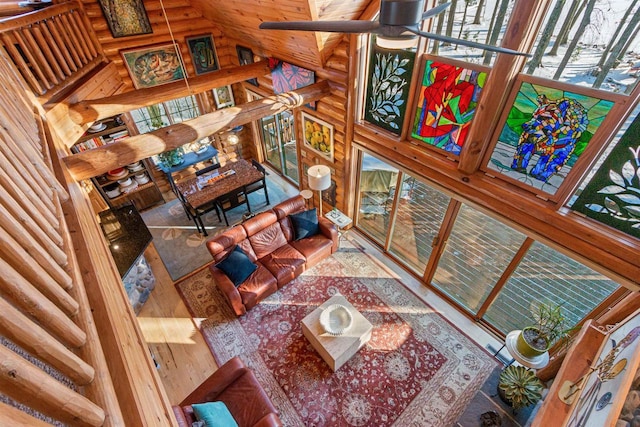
259, 0, 530, 56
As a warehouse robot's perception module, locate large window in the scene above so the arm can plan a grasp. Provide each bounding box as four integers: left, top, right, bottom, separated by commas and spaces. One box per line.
354, 149, 621, 335
130, 96, 200, 133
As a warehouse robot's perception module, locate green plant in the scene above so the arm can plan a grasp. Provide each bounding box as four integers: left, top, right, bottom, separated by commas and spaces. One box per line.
522, 301, 573, 352
498, 365, 544, 410
158, 147, 184, 167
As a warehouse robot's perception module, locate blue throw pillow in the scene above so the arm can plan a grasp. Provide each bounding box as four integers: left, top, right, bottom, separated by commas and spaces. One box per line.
192, 401, 238, 427
289, 208, 319, 240
216, 245, 257, 287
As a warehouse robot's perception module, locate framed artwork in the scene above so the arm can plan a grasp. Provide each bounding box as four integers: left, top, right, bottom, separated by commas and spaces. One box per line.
485, 76, 617, 196
301, 112, 333, 162
322, 179, 337, 207
364, 37, 416, 135
122, 43, 184, 89
186, 34, 219, 75
411, 57, 488, 154
571, 111, 640, 238
565, 309, 640, 427
98, 0, 152, 38
269, 58, 315, 108
213, 85, 235, 108
236, 45, 258, 86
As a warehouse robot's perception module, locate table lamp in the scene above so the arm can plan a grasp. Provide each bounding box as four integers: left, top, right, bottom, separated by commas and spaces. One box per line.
308, 165, 331, 216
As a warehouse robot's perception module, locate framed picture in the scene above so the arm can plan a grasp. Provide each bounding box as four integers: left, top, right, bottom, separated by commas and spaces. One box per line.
186, 34, 219, 75
98, 0, 152, 38
411, 56, 488, 154
269, 58, 316, 109
236, 45, 258, 86
484, 75, 618, 197
302, 112, 333, 162
122, 43, 185, 89
364, 36, 416, 135
213, 85, 235, 109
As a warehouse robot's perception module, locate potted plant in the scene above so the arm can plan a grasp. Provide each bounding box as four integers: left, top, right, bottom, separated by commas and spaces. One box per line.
516, 301, 572, 358
158, 146, 184, 168
498, 365, 544, 410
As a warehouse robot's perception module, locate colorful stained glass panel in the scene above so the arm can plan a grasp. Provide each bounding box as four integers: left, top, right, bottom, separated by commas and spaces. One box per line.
487, 81, 615, 195
411, 60, 487, 155
269, 59, 315, 108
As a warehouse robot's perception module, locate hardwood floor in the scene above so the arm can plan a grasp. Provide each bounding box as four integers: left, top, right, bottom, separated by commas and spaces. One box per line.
138, 244, 217, 404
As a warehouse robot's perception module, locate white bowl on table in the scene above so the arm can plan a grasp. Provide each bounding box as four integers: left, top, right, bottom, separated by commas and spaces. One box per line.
320, 304, 353, 336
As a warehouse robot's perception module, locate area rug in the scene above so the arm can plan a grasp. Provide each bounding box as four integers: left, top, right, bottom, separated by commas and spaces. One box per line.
177, 241, 498, 426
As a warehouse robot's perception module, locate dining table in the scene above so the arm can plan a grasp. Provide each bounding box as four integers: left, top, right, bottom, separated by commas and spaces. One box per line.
176, 159, 264, 210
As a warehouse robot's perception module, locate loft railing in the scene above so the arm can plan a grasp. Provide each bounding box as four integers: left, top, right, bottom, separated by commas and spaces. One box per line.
0, 0, 105, 99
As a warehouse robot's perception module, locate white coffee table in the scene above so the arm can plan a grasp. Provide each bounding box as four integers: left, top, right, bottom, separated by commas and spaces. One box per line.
301, 294, 372, 371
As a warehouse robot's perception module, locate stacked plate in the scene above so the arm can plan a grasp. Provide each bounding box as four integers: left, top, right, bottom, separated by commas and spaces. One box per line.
134, 172, 149, 184
127, 162, 144, 173
107, 168, 127, 180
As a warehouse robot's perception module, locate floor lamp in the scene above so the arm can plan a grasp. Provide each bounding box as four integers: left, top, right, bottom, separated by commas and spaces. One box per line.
308, 165, 331, 216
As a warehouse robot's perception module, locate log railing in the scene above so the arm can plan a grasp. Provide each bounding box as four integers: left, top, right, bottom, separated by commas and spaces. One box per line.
0, 47, 124, 425
0, 0, 105, 98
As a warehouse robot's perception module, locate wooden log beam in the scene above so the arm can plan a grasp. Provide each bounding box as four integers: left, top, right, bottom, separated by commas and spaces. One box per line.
0, 297, 94, 385
64, 80, 331, 180
67, 61, 272, 124
0, 402, 52, 427
0, 345, 105, 426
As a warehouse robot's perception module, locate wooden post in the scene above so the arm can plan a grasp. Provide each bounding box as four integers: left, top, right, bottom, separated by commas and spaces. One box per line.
458, 0, 551, 174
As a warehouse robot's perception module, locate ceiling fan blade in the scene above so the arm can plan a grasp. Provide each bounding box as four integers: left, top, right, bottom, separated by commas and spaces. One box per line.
407, 28, 532, 57
259, 20, 380, 34
422, 2, 451, 20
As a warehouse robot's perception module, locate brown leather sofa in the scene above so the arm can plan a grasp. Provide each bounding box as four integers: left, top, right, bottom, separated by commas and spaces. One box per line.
207, 195, 339, 316
172, 356, 282, 427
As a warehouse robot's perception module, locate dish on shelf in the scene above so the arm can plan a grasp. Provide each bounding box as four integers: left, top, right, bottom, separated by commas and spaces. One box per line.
134, 173, 149, 184
128, 165, 144, 173
319, 304, 353, 336
104, 183, 120, 198
120, 181, 139, 193
88, 122, 107, 133
117, 177, 132, 187
108, 168, 126, 177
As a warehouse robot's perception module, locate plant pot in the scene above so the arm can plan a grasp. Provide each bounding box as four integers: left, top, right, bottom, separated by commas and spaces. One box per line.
516, 327, 549, 358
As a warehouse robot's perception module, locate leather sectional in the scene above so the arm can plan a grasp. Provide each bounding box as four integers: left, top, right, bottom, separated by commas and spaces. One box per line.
206, 195, 339, 316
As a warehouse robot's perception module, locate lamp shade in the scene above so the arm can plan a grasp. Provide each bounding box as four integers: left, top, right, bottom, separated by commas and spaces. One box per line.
376, 35, 418, 50
308, 165, 331, 191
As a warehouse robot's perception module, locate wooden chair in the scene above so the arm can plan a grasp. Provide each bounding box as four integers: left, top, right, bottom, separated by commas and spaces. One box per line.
216, 186, 250, 226
245, 159, 270, 206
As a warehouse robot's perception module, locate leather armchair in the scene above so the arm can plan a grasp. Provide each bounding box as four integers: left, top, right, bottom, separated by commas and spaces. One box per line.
172, 356, 282, 427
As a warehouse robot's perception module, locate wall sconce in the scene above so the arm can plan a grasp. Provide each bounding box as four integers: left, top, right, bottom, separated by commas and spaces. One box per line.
308, 165, 331, 216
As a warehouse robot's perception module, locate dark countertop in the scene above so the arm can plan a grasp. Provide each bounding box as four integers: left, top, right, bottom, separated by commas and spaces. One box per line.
99, 203, 153, 278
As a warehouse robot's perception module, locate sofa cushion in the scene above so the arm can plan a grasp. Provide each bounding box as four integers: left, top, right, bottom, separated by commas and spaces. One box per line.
216, 246, 257, 287
289, 209, 319, 240
237, 262, 278, 311
290, 234, 334, 268
248, 222, 288, 259
192, 402, 238, 427
260, 244, 306, 287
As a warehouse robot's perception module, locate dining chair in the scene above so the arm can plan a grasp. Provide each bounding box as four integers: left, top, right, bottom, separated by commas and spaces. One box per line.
216, 187, 251, 226
195, 162, 221, 176
245, 159, 270, 206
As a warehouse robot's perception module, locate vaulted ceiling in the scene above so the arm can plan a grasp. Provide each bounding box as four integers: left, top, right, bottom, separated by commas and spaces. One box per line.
190, 0, 377, 67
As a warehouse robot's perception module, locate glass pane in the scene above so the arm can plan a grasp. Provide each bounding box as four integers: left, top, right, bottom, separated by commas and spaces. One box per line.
524, 0, 640, 93
428, 0, 514, 66
483, 241, 620, 334
432, 204, 527, 312
356, 153, 399, 245
279, 111, 298, 184
130, 105, 170, 134
260, 115, 283, 173
164, 96, 199, 123
388, 174, 451, 275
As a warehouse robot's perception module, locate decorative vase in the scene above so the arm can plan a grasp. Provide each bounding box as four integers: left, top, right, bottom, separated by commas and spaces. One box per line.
516, 327, 549, 358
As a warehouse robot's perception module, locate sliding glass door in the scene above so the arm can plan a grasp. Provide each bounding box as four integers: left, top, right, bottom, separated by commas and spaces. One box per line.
354, 149, 621, 335
259, 110, 299, 184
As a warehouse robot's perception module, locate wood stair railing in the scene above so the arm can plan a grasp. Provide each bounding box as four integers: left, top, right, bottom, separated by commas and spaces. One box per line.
0, 0, 106, 100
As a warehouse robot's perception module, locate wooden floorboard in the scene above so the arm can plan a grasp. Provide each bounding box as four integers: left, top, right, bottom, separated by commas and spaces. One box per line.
137, 243, 217, 405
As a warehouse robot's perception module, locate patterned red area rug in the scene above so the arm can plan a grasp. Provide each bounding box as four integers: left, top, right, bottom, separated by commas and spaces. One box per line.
177, 241, 497, 426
